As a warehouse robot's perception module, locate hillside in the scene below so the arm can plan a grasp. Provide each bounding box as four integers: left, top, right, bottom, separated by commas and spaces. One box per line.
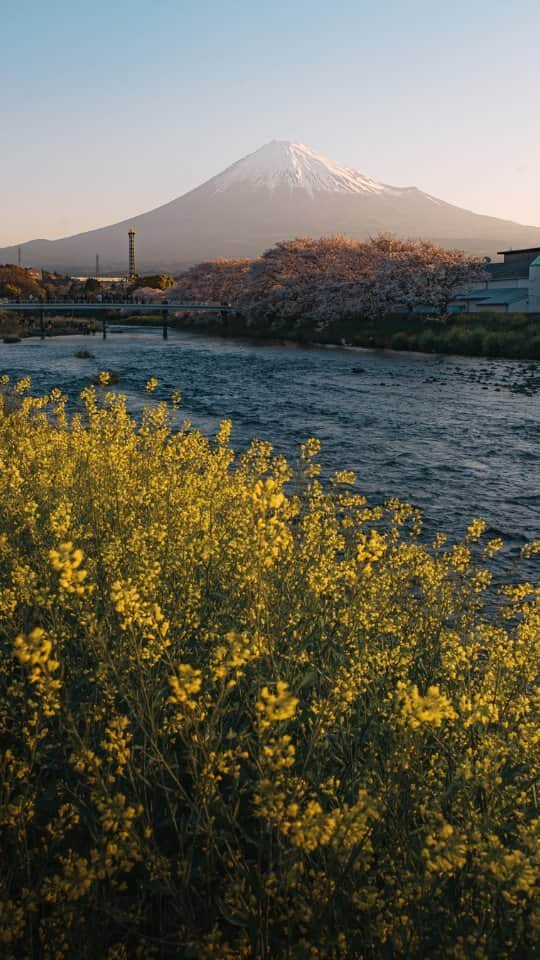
2, 141, 540, 274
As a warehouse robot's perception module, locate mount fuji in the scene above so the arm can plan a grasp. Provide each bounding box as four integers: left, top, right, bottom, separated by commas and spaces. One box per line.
3, 140, 540, 274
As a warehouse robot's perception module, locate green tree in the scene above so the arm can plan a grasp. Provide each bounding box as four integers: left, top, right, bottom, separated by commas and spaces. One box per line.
134, 274, 174, 291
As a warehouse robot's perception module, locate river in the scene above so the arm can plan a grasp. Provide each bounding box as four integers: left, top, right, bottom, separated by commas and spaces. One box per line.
1, 327, 538, 574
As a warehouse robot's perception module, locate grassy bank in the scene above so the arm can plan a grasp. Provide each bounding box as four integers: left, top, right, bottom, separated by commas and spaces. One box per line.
0, 379, 538, 959
169, 310, 540, 360
322, 310, 540, 360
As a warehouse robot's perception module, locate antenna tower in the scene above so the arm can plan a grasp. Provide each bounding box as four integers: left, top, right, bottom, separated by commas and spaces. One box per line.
128, 229, 136, 280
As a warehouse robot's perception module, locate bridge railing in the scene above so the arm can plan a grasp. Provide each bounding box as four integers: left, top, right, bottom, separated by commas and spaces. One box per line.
0, 297, 235, 309
0, 299, 238, 341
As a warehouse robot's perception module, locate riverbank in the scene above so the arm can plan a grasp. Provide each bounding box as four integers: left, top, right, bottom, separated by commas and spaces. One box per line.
331, 310, 540, 360
0, 315, 97, 342
114, 308, 540, 362
7, 306, 538, 361
173, 309, 540, 360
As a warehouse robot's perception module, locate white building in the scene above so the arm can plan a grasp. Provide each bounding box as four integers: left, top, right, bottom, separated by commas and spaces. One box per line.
529, 255, 540, 310
70, 276, 127, 286
455, 246, 540, 313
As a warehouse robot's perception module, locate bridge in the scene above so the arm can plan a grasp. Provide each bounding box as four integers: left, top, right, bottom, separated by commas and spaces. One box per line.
0, 300, 236, 340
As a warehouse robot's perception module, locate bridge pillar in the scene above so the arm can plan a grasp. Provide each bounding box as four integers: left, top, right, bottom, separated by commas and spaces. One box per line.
220, 302, 230, 331
102, 317, 107, 340
39, 309, 45, 340
162, 307, 168, 340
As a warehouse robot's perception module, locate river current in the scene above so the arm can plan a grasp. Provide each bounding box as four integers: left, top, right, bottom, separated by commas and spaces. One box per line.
1, 327, 538, 574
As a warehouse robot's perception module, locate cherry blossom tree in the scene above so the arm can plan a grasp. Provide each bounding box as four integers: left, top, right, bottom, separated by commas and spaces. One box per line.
134, 236, 486, 329
366, 240, 487, 320
241, 235, 486, 326
170, 258, 254, 304
243, 235, 377, 301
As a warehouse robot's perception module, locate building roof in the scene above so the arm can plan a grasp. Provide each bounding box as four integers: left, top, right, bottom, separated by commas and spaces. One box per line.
457, 287, 529, 307
457, 291, 494, 301
497, 245, 540, 256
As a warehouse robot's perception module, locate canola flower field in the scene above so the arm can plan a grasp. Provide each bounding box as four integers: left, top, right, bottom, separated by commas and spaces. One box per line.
0, 373, 538, 959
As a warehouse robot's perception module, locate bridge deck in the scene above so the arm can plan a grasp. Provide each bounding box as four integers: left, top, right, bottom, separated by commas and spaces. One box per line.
0, 302, 234, 312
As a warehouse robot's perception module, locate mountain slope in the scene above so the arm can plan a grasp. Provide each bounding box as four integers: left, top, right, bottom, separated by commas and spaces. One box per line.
2, 141, 539, 274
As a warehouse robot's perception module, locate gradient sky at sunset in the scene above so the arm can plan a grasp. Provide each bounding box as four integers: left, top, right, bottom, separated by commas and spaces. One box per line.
2, 0, 539, 245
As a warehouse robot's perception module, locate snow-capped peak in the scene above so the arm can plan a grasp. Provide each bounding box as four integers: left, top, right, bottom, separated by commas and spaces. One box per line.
209, 140, 392, 197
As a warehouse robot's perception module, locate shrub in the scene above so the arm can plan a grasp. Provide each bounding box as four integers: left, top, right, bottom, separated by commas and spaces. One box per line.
389, 331, 413, 350
416, 329, 438, 353
0, 379, 538, 959
482, 332, 504, 357
456, 329, 484, 355
528, 335, 540, 360
0, 312, 22, 337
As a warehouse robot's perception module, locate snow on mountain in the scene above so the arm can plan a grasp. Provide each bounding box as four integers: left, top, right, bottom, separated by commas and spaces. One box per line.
208, 140, 390, 197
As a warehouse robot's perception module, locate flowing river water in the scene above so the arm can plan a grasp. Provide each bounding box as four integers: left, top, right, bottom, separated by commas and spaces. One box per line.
1, 326, 539, 576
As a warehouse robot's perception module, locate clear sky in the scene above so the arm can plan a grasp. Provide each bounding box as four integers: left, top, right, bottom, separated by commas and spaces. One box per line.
1, 0, 539, 246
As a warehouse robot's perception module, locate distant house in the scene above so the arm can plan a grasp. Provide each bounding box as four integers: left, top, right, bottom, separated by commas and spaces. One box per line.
455, 246, 540, 313
70, 275, 127, 287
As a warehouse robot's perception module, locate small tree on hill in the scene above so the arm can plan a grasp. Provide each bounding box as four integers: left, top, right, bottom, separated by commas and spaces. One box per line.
133, 274, 175, 291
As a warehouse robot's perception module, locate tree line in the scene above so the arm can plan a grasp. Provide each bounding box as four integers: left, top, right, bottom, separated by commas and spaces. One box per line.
134, 235, 487, 327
